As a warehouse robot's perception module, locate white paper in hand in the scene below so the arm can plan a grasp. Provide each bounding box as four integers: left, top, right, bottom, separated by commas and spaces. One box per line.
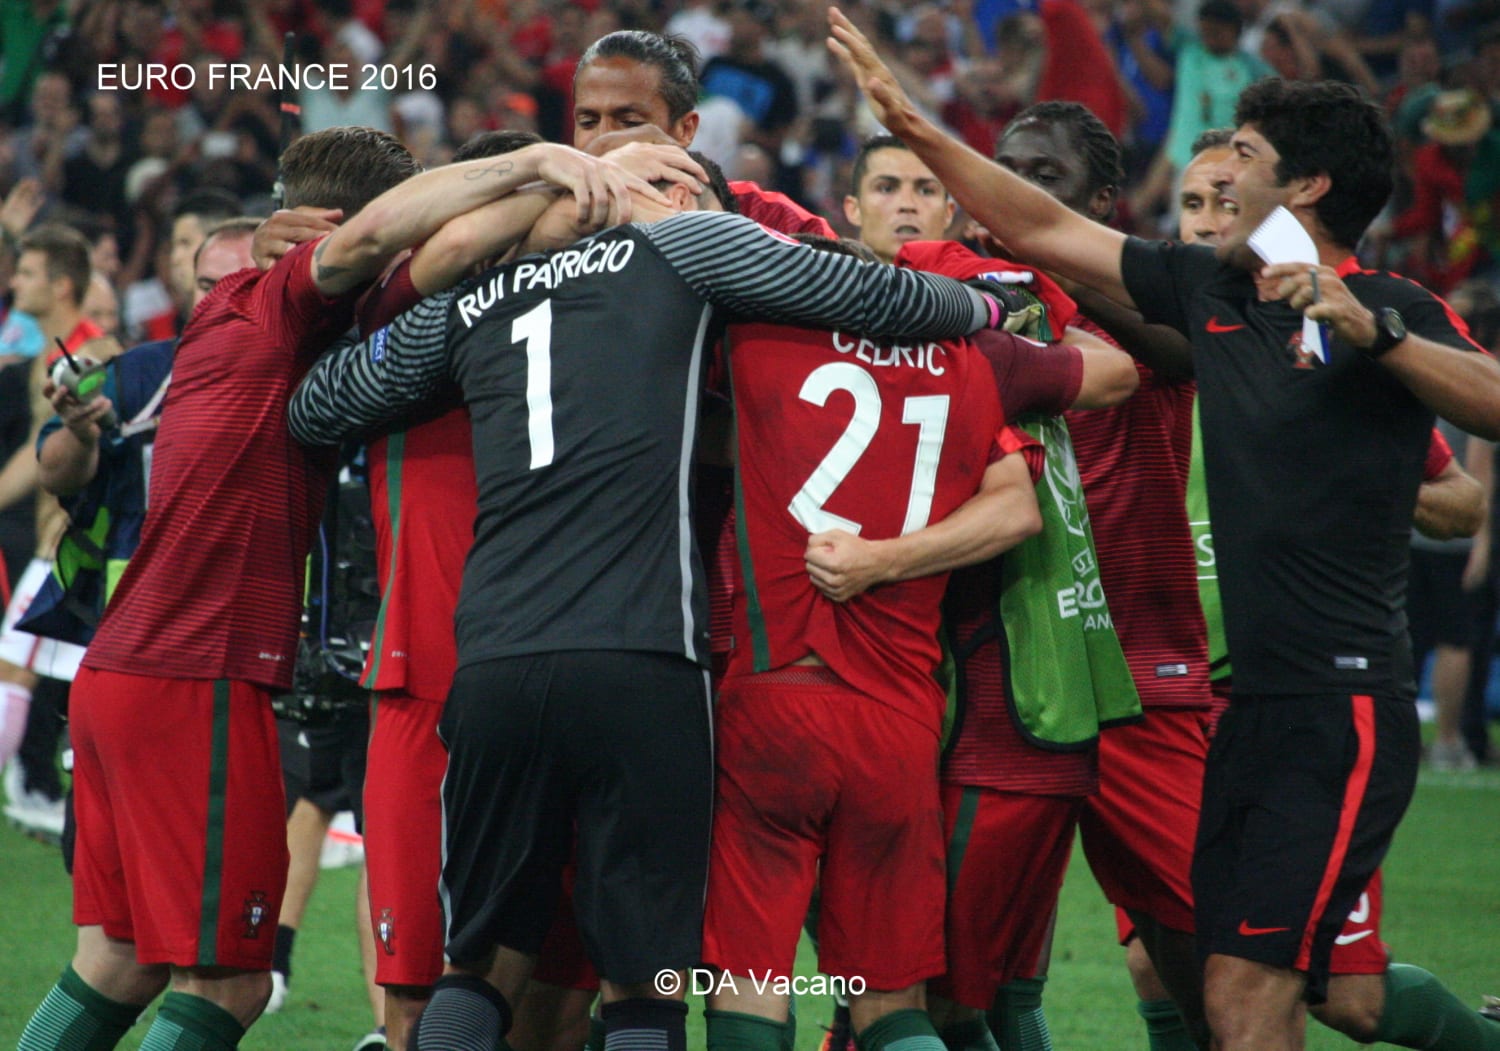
1248, 206, 1325, 362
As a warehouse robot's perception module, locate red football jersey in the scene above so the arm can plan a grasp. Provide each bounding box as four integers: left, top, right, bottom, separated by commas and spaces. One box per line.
362, 406, 476, 701
729, 181, 837, 238
355, 258, 476, 703
84, 239, 353, 690
1064, 320, 1211, 709
726, 322, 1009, 734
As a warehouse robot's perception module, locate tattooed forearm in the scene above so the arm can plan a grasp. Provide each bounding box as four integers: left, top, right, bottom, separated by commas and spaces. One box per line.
463, 160, 516, 181
313, 238, 354, 284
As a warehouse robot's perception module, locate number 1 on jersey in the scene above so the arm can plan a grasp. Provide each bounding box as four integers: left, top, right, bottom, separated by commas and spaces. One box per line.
515, 299, 554, 469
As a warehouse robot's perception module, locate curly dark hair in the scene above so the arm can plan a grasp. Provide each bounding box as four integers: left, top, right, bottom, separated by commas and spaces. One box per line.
1002, 101, 1124, 197
1234, 78, 1393, 250
577, 31, 701, 124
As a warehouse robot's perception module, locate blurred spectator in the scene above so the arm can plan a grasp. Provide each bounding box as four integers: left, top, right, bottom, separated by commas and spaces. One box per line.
943, 50, 1036, 156
80, 271, 121, 339
665, 0, 732, 66
1451, 281, 1500, 766
1379, 89, 1497, 294
1385, 31, 1443, 118
1165, 0, 1270, 172
700, 1, 800, 162
768, 0, 840, 122
1103, 0, 1178, 176
10, 70, 85, 198
300, 17, 395, 133
0, 0, 70, 126
61, 93, 137, 250
1235, 0, 1383, 94
1036, 0, 1130, 138
1129, 0, 1269, 225
896, 4, 963, 106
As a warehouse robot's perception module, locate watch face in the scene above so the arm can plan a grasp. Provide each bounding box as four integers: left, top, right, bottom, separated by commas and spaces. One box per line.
1384, 308, 1406, 342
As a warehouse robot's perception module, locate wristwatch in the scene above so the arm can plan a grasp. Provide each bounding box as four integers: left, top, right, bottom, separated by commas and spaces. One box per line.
1364, 307, 1406, 358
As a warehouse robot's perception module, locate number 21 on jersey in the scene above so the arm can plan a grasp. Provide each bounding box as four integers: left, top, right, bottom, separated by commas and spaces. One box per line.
788, 361, 949, 537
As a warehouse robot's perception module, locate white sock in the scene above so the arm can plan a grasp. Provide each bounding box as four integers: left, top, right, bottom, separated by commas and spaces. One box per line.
0, 681, 31, 772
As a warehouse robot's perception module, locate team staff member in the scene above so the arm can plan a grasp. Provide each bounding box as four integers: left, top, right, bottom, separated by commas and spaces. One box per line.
16, 133, 659, 1051
289, 172, 1006, 1051
830, 21, 1500, 1046
1106, 132, 1494, 1051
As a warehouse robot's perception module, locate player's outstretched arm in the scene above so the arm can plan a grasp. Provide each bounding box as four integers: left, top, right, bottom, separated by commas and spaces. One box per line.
805, 452, 1041, 603
311, 144, 670, 296
288, 292, 455, 446
644, 211, 993, 338
827, 6, 1131, 305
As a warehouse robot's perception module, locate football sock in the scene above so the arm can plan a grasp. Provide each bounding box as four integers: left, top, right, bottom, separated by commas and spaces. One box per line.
825, 998, 853, 1051
937, 1015, 1000, 1051
705, 1009, 787, 1051
0, 681, 29, 769
854, 1008, 946, 1051
784, 992, 798, 1051
585, 1013, 607, 1051
17, 965, 142, 1051
988, 977, 1053, 1051
1373, 963, 1500, 1049
409, 974, 512, 1051
271, 925, 295, 978
1136, 998, 1196, 1051
602, 997, 689, 1051
137, 992, 244, 1051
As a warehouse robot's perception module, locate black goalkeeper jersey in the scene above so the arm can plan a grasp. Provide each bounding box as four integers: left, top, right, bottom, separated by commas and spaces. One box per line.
290, 210, 991, 670
1122, 238, 1483, 698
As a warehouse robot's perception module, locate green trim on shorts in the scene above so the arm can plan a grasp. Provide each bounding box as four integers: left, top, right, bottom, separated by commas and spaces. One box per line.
197, 680, 232, 966
363, 430, 406, 689
945, 786, 981, 897
732, 419, 771, 671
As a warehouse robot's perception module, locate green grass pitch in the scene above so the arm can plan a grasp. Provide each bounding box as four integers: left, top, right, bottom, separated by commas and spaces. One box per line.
1, 764, 1495, 1050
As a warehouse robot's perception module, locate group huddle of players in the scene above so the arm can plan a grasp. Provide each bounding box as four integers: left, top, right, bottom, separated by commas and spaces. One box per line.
14, 12, 1500, 1051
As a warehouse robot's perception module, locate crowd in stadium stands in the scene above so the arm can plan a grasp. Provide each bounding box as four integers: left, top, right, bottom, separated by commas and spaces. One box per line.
2, 2, 1500, 1051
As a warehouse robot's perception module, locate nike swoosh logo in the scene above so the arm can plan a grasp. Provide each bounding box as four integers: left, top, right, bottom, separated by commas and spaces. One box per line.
1206, 317, 1245, 333
1237, 920, 1291, 936
1335, 929, 1375, 946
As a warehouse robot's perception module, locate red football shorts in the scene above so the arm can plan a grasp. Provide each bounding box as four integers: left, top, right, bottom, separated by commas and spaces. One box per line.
930, 786, 1080, 1008
1079, 708, 1209, 934
70, 668, 288, 968
365, 692, 449, 987
703, 668, 946, 989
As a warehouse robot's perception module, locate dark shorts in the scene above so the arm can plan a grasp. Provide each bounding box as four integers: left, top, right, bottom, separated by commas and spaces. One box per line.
277, 706, 370, 829
1192, 692, 1418, 1003
438, 650, 712, 983
1408, 548, 1481, 656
